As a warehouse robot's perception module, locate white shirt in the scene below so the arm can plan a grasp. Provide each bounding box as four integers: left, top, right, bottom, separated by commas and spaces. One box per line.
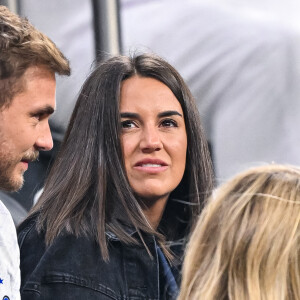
0, 200, 20, 300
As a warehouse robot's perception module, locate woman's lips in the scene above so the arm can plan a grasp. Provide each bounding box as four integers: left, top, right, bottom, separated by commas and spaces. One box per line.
134, 159, 168, 173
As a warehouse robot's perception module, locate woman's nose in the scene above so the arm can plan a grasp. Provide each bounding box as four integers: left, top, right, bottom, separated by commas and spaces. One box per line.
139, 126, 162, 152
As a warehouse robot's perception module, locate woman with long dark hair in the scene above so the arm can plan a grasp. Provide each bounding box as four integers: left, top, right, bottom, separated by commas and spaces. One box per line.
18, 53, 213, 299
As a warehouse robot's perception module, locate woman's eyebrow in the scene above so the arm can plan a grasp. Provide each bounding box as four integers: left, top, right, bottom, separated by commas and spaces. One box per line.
120, 112, 139, 119
120, 111, 183, 118
158, 110, 183, 118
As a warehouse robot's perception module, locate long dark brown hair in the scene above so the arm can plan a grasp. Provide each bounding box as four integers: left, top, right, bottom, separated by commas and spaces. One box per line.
28, 53, 214, 261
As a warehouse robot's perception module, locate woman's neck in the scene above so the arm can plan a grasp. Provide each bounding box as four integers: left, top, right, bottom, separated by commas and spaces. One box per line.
141, 195, 169, 229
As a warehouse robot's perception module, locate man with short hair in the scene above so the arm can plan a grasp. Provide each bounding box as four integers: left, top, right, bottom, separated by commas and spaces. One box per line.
0, 6, 70, 299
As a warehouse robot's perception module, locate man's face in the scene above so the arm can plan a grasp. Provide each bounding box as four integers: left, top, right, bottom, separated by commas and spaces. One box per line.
0, 66, 56, 191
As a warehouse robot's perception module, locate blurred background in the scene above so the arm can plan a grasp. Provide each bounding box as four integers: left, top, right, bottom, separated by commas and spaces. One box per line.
1, 0, 300, 225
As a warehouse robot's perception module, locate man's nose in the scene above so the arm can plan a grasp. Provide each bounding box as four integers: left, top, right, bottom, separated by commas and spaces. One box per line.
35, 123, 53, 151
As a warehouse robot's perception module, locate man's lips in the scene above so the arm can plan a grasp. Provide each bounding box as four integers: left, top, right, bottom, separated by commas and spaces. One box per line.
20, 160, 29, 171
20, 151, 39, 169
21, 151, 39, 163
20, 159, 31, 166
134, 159, 168, 173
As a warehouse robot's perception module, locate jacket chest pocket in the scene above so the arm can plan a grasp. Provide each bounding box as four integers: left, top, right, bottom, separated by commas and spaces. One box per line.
22, 273, 121, 300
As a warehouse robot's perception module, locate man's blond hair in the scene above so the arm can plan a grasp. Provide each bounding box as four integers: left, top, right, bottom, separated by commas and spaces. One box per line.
0, 5, 70, 107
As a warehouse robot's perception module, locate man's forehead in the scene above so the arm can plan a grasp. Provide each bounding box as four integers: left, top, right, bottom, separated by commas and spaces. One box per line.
5, 66, 57, 113
24, 65, 56, 81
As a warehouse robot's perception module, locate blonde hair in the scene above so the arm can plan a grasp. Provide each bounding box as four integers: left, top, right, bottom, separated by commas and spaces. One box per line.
0, 5, 70, 107
179, 164, 300, 300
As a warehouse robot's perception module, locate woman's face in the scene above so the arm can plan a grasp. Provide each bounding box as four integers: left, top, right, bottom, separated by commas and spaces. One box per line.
120, 75, 187, 205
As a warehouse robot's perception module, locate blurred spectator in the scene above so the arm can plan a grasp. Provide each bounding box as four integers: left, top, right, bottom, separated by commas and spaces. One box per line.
178, 164, 300, 299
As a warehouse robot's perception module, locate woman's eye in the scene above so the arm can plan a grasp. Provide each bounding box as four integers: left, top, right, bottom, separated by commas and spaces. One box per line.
121, 120, 137, 129
160, 118, 178, 127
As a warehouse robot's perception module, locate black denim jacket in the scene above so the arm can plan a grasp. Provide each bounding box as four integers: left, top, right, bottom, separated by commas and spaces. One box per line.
17, 216, 183, 300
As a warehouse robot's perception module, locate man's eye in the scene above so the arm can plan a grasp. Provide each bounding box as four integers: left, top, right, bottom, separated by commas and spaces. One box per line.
121, 120, 137, 129
31, 114, 41, 121
32, 113, 45, 121
160, 118, 178, 127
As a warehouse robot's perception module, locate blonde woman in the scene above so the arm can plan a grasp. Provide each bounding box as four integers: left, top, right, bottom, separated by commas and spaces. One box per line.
179, 164, 300, 300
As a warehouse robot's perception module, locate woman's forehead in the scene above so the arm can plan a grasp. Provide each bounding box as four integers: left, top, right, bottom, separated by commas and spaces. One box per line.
120, 76, 182, 112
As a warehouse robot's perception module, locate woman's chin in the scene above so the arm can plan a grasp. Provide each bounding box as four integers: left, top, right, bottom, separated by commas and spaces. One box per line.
135, 191, 170, 205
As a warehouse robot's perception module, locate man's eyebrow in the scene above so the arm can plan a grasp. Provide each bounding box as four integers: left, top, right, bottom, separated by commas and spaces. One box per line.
158, 110, 183, 118
32, 105, 55, 115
